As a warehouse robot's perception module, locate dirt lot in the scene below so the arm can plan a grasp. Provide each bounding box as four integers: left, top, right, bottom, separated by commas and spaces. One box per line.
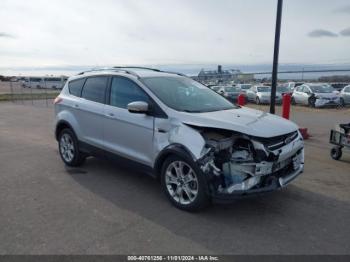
0, 102, 349, 254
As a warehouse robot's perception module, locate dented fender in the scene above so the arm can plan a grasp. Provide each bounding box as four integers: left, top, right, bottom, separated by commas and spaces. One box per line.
152, 118, 207, 168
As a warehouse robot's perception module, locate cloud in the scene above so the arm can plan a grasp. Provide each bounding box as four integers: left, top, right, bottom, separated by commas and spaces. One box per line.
334, 5, 350, 14
308, 29, 338, 38
0, 32, 15, 38
340, 27, 350, 36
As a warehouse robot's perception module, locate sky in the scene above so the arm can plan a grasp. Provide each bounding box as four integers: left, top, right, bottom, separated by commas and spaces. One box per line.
0, 0, 350, 75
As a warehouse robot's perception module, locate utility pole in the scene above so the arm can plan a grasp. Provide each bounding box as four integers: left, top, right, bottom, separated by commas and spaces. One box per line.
270, 0, 283, 114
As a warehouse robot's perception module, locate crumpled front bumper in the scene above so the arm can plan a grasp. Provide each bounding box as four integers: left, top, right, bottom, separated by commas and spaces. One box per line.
212, 164, 303, 203
315, 98, 340, 107
211, 133, 305, 203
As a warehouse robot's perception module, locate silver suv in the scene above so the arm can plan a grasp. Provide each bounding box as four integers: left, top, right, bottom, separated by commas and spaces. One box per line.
54, 67, 304, 211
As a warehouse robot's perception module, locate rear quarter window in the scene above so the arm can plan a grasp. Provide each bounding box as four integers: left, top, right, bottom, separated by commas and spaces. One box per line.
68, 78, 86, 97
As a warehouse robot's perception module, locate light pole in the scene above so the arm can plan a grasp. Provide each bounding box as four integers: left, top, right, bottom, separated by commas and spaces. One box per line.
270, 0, 283, 114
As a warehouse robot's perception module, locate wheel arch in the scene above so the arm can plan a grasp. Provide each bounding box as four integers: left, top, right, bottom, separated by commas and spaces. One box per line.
153, 144, 197, 179
55, 120, 75, 141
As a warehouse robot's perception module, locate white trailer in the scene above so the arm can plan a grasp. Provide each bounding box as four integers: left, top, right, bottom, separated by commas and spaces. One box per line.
22, 77, 44, 88
43, 77, 66, 89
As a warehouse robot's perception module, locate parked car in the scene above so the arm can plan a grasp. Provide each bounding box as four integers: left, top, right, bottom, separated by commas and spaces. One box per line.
339, 85, 350, 106
277, 85, 293, 96
236, 84, 252, 94
292, 83, 340, 107
54, 67, 304, 211
330, 83, 349, 92
217, 86, 241, 102
246, 86, 282, 104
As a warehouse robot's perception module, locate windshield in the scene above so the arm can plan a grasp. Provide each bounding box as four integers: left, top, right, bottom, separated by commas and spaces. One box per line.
257, 86, 271, 92
309, 85, 334, 93
240, 84, 251, 90
142, 77, 236, 113
225, 86, 240, 92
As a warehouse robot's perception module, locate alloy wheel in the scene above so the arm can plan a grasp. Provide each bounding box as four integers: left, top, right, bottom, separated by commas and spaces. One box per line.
60, 133, 75, 162
165, 161, 199, 205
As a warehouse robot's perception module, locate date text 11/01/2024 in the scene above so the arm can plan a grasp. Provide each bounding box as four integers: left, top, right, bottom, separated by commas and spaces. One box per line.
127, 255, 219, 261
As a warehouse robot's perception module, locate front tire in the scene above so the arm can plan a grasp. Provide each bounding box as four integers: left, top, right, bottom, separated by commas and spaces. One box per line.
340, 98, 345, 107
256, 97, 261, 105
331, 147, 342, 160
161, 155, 210, 211
308, 96, 316, 108
58, 128, 86, 167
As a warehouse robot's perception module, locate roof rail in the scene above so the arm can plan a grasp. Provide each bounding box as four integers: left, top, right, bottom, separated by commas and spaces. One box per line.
161, 70, 187, 77
113, 66, 187, 77
77, 68, 140, 78
77, 66, 188, 79
113, 66, 161, 72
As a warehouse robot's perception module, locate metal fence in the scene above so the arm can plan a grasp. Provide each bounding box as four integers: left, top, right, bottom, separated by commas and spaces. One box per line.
0, 81, 61, 107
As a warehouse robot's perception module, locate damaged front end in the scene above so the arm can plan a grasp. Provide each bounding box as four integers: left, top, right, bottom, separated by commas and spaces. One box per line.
195, 127, 304, 201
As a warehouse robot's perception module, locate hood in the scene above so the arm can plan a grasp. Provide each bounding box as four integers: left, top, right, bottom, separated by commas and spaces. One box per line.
314, 92, 338, 98
258, 92, 282, 97
177, 107, 299, 138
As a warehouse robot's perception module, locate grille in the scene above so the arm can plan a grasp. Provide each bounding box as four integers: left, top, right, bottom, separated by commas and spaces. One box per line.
256, 131, 298, 151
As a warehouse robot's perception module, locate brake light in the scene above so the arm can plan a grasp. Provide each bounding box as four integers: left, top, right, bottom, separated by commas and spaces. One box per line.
54, 97, 63, 105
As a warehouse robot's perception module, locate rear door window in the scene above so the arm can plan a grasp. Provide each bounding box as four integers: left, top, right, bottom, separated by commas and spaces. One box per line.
68, 78, 86, 97
81, 77, 108, 103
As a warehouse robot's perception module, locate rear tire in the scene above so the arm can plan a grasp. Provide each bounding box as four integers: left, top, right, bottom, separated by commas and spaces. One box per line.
330, 147, 342, 160
58, 128, 86, 167
160, 155, 210, 211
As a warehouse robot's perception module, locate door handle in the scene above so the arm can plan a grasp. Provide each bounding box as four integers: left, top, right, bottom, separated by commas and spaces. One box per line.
74, 104, 79, 108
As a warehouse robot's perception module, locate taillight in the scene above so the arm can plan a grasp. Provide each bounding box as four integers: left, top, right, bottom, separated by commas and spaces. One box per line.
54, 97, 63, 105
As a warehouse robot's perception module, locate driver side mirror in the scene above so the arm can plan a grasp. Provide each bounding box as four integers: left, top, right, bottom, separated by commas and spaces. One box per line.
127, 101, 149, 114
